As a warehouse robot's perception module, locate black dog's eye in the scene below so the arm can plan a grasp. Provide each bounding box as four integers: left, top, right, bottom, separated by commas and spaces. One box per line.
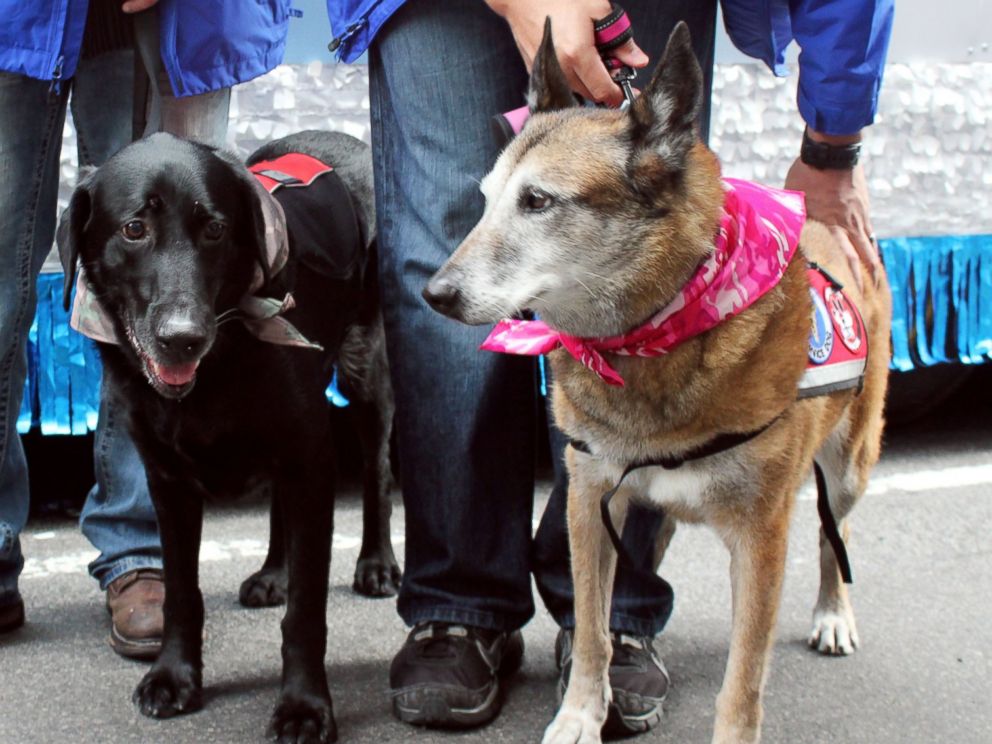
521, 188, 553, 213
204, 220, 226, 240
122, 220, 146, 240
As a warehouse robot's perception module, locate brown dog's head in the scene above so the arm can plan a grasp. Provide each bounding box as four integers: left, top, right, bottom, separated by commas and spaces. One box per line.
57, 133, 270, 399
423, 21, 724, 338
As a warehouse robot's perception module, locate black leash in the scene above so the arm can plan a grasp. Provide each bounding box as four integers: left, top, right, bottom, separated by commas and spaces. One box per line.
571, 418, 780, 573
575, 417, 853, 585
814, 461, 853, 583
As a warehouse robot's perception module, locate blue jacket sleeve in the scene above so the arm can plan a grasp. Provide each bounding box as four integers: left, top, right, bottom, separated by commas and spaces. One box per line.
789, 0, 894, 135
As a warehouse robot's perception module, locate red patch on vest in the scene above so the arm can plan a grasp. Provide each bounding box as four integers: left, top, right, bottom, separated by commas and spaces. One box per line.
249, 153, 333, 192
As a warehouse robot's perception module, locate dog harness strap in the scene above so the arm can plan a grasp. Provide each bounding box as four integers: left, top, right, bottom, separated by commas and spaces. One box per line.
574, 417, 781, 573
814, 461, 854, 584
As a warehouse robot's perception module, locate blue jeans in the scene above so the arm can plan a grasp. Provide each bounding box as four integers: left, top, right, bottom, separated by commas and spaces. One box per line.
369, 0, 716, 635
0, 50, 229, 606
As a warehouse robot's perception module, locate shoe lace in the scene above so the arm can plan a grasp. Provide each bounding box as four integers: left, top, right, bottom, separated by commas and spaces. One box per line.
610, 633, 655, 669
411, 623, 470, 659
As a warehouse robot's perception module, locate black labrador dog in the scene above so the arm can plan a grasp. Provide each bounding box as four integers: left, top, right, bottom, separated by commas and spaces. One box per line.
56, 131, 399, 742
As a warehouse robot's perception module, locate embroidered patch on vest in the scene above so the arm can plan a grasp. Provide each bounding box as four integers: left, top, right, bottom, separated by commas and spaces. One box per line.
807, 287, 835, 364
798, 267, 869, 398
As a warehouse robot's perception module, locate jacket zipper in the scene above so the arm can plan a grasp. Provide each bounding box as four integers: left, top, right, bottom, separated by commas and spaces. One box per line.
327, 0, 384, 54
48, 0, 70, 95
49, 54, 65, 94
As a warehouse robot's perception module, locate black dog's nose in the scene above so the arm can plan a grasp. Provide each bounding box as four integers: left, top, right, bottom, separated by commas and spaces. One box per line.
155, 317, 208, 357
422, 277, 461, 316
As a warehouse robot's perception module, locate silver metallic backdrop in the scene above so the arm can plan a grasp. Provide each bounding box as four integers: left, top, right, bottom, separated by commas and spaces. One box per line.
46, 61, 992, 271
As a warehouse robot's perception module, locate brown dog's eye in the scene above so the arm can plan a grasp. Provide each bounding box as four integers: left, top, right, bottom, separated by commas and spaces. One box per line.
204, 220, 226, 241
522, 188, 552, 212
122, 220, 146, 240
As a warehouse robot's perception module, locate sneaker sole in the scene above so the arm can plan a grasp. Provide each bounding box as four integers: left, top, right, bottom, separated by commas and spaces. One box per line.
392, 681, 501, 728
603, 699, 664, 738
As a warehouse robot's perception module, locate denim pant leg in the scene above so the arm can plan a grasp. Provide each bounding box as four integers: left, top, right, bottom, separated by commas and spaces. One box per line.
0, 73, 71, 605
370, 0, 537, 632
529, 0, 719, 637
75, 51, 231, 588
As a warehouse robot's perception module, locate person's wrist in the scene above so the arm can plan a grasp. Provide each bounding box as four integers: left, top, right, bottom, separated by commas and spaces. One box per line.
800, 128, 861, 171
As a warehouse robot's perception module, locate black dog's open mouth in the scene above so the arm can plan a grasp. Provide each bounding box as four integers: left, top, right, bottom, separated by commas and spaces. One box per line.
125, 326, 201, 399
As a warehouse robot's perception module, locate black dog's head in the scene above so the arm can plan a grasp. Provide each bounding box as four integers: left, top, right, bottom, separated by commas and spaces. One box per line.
57, 133, 269, 400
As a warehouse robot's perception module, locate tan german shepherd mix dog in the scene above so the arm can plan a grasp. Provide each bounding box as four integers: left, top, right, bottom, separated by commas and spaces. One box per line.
424, 21, 889, 744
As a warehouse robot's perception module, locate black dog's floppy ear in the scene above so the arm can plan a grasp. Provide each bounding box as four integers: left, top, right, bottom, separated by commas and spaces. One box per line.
56, 182, 92, 311
528, 18, 578, 114
629, 21, 702, 165
212, 149, 270, 288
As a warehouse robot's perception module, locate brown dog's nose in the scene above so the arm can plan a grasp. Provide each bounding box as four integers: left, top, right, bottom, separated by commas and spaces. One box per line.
422, 277, 462, 317
155, 317, 208, 357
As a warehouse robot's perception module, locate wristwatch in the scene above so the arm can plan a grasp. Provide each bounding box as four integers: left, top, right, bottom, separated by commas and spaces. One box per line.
800, 128, 861, 170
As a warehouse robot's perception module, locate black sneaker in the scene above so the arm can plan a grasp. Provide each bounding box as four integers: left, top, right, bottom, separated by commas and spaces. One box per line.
390, 622, 524, 728
556, 628, 670, 738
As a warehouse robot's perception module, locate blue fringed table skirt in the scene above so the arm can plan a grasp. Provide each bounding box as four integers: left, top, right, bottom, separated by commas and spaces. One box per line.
20, 235, 992, 435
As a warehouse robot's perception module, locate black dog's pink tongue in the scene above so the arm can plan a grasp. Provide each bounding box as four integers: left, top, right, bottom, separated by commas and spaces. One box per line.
152, 360, 199, 386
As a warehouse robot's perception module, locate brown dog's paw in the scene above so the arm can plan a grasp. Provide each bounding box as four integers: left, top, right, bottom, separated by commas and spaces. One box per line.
809, 607, 860, 655
239, 567, 288, 607
133, 663, 202, 718
269, 693, 337, 744
352, 555, 401, 598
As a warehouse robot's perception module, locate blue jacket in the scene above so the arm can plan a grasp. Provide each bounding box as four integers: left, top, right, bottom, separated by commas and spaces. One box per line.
0, 0, 293, 97
327, 0, 894, 136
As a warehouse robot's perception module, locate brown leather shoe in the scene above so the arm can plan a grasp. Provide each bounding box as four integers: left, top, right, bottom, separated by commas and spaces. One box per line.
106, 568, 164, 660
0, 595, 25, 634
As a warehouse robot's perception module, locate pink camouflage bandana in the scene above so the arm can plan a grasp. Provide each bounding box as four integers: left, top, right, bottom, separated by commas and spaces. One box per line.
480, 178, 806, 386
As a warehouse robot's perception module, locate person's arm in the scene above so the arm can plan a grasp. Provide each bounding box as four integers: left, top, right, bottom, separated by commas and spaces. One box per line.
484, 0, 648, 106
783, 0, 894, 290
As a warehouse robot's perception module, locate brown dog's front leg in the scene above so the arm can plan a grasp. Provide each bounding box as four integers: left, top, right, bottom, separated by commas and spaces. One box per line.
133, 479, 204, 719
544, 452, 625, 744
713, 508, 791, 744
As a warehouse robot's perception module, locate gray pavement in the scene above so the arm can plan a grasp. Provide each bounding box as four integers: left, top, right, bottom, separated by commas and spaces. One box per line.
2, 399, 991, 743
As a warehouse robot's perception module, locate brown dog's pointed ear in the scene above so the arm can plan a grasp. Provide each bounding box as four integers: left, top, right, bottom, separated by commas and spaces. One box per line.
56, 183, 92, 311
528, 18, 578, 114
629, 21, 702, 165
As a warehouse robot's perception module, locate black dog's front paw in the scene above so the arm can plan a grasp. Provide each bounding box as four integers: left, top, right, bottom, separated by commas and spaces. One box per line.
133, 663, 202, 718
269, 693, 337, 744
239, 567, 288, 607
352, 554, 401, 598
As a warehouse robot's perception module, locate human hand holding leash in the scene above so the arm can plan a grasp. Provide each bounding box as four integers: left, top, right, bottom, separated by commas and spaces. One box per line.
785, 129, 879, 292
486, 0, 648, 105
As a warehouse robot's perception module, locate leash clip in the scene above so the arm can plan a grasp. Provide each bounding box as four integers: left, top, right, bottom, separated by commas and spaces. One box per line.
612, 65, 637, 110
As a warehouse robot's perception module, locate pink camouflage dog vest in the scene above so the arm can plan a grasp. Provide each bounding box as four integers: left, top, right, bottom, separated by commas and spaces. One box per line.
481, 177, 869, 397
